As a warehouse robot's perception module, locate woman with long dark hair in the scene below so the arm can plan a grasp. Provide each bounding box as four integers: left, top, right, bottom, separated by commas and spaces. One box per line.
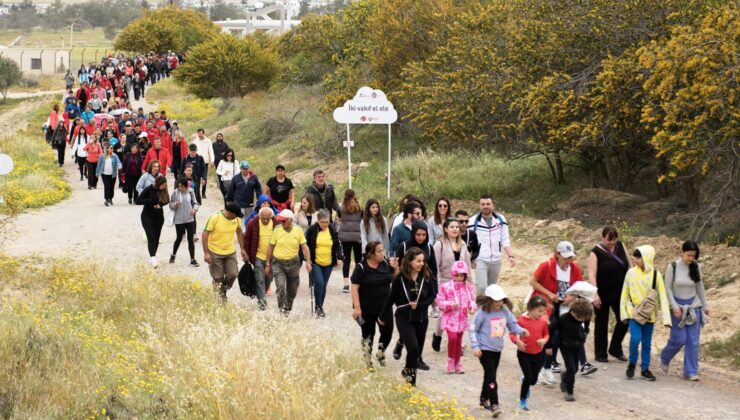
339, 189, 363, 293
659, 241, 708, 381
361, 198, 389, 256
96, 144, 121, 206
379, 247, 436, 386
122, 143, 143, 204
138, 175, 169, 268
169, 177, 200, 267
70, 126, 89, 181
306, 209, 344, 317
428, 197, 452, 245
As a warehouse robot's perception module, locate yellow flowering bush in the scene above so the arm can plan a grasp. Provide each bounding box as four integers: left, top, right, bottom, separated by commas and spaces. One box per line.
0, 257, 466, 418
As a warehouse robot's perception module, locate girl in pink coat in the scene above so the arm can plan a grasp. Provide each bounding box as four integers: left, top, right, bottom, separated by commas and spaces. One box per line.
437, 260, 476, 373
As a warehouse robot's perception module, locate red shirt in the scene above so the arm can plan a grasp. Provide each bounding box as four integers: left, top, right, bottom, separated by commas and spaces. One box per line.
509, 314, 549, 355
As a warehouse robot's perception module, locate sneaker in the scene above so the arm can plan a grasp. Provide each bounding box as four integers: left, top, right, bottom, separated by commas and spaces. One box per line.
626, 363, 636, 379
104, 200, 110, 207
480, 399, 492, 411
189, 259, 200, 267
376, 351, 386, 367
150, 257, 159, 268
565, 393, 576, 402
539, 368, 556, 385
454, 362, 465, 374
392, 341, 403, 360
491, 404, 502, 418
342, 285, 350, 293
417, 359, 430, 371
580, 362, 598, 376
609, 350, 628, 362
550, 362, 562, 373
169, 255, 176, 264
518, 399, 529, 411
686, 374, 699, 381
595, 356, 609, 363
447, 358, 455, 374
128, 198, 133, 204
431, 334, 442, 352
431, 307, 440, 318
258, 300, 266, 311
317, 306, 326, 318
660, 361, 670, 374
641, 370, 656, 381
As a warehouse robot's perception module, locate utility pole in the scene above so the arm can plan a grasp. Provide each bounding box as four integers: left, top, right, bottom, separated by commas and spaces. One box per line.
70, 22, 75, 48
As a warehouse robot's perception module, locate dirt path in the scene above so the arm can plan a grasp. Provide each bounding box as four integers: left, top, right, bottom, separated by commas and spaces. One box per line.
3, 96, 739, 420
4, 90, 64, 99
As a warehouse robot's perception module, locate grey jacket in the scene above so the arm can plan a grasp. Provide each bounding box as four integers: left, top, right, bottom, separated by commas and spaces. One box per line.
361, 217, 390, 256
168, 189, 199, 225
338, 207, 362, 243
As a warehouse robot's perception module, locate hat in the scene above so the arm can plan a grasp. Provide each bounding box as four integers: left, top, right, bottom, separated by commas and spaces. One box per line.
138, 132, 148, 138
125, 121, 132, 126
240, 160, 250, 169
450, 260, 469, 278
484, 284, 507, 301
172, 120, 178, 124
188, 144, 198, 151
556, 241, 576, 258
276, 209, 294, 220
224, 203, 244, 218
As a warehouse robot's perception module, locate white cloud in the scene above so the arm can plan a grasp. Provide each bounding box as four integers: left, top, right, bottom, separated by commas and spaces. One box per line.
332, 86, 398, 125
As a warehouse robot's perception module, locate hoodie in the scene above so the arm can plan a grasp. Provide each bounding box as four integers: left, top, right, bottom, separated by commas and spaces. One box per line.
619, 245, 671, 326
396, 220, 438, 279
243, 194, 278, 226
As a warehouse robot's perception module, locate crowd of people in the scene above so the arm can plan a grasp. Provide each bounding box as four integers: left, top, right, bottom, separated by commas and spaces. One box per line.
45, 56, 711, 418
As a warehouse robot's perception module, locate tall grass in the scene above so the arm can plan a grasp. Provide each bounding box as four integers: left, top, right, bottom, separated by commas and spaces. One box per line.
0, 256, 467, 418
0, 98, 70, 213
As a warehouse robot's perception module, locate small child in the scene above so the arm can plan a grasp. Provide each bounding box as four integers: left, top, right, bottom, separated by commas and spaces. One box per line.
436, 261, 476, 374
560, 282, 599, 376
471, 284, 529, 418
510, 295, 549, 411
550, 299, 593, 401
620, 245, 671, 381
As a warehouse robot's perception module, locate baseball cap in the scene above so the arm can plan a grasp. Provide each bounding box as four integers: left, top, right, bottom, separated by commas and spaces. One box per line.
484, 284, 507, 301
276, 209, 294, 220
224, 203, 244, 218
188, 144, 198, 151
556, 241, 576, 258
240, 160, 250, 169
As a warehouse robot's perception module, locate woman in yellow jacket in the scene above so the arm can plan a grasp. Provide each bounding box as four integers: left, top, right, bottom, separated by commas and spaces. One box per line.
620, 245, 671, 381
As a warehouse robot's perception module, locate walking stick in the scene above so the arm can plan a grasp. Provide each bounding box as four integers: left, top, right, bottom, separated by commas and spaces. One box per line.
309, 274, 315, 316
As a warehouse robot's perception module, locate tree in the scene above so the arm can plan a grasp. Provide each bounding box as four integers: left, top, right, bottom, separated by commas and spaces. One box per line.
0, 57, 23, 101
114, 6, 219, 53
176, 34, 278, 99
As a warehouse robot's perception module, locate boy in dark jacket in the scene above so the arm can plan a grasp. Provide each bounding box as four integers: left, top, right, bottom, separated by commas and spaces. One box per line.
550, 299, 593, 402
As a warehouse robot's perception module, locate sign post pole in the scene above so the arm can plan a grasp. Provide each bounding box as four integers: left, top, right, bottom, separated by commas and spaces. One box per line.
387, 124, 391, 200
346, 123, 352, 188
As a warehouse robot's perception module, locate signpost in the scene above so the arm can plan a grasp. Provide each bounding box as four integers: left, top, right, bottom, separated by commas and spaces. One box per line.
332, 87, 398, 198
0, 154, 14, 205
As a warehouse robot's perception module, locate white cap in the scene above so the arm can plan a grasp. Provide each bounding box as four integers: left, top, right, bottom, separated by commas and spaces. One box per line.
484, 284, 507, 301
138, 132, 148, 138
556, 241, 576, 258
276, 209, 294, 220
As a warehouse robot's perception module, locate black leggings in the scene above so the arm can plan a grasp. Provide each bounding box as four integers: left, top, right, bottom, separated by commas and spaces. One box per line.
76, 157, 86, 178
517, 351, 545, 400
101, 174, 115, 200
141, 211, 164, 257
479, 350, 502, 405
127, 175, 140, 202
560, 346, 579, 394
361, 310, 394, 358
395, 316, 428, 369
342, 241, 362, 278
56, 145, 65, 166
173, 221, 195, 259
87, 162, 98, 188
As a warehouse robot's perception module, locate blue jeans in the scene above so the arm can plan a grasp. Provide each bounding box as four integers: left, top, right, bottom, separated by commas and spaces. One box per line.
628, 320, 655, 371
311, 264, 333, 308
660, 297, 702, 376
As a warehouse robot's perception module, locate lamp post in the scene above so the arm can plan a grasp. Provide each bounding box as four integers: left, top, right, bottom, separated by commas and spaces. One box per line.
70, 23, 76, 48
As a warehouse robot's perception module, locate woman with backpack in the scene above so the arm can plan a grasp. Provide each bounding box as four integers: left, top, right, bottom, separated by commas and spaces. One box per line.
659, 241, 708, 381
338, 189, 363, 294
168, 177, 200, 268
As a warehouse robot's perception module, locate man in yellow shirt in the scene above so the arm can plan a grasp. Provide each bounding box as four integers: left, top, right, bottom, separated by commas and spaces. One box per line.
245, 207, 277, 310
265, 209, 312, 315
202, 203, 247, 302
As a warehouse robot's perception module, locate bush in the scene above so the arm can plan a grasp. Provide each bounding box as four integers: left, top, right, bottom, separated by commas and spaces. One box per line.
176, 34, 278, 100
0, 257, 468, 418
0, 57, 23, 101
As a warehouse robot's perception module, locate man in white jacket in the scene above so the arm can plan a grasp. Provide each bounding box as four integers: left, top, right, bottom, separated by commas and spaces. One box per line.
469, 194, 516, 295
191, 128, 215, 199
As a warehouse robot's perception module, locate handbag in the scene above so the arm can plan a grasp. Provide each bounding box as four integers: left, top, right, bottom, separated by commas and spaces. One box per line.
167, 210, 176, 227
238, 262, 257, 298
633, 270, 658, 325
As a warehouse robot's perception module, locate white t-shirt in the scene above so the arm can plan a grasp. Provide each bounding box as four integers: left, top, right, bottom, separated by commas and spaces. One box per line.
556, 264, 571, 299
103, 157, 113, 175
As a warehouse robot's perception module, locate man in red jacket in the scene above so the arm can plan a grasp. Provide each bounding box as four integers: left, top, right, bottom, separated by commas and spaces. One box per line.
142, 137, 171, 172
244, 207, 277, 310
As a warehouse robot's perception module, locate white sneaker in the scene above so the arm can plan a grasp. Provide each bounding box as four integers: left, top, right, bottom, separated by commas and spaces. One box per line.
539, 368, 557, 385
150, 256, 159, 268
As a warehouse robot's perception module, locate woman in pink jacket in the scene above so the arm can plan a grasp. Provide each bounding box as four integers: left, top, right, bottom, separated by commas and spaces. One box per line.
437, 260, 476, 373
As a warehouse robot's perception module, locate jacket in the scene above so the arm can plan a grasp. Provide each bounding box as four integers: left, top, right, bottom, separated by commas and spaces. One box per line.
380, 273, 436, 322
305, 183, 339, 221
389, 221, 412, 256
71, 135, 89, 158
244, 215, 277, 265
550, 312, 587, 348
293, 206, 318, 233
136, 172, 157, 194
190, 136, 214, 164
226, 171, 262, 209
243, 194, 278, 226
530, 257, 583, 307
181, 154, 206, 180
142, 146, 171, 171
305, 223, 344, 267
396, 220, 438, 279
469, 212, 511, 262
122, 152, 144, 177
433, 238, 472, 283
620, 245, 671, 326
436, 280, 476, 333
338, 206, 362, 243
470, 307, 525, 352
360, 217, 390, 256
212, 139, 230, 165
95, 154, 121, 178
168, 189, 199, 225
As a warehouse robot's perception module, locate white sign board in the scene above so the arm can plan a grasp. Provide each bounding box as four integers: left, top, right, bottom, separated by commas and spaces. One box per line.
332, 87, 397, 197
0, 154, 13, 176
333, 87, 398, 125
